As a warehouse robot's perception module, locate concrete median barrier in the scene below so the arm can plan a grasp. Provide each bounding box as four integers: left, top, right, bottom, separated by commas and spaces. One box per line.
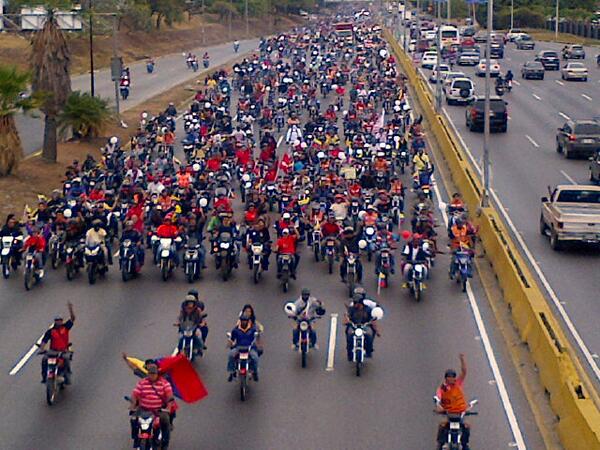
383, 27, 600, 450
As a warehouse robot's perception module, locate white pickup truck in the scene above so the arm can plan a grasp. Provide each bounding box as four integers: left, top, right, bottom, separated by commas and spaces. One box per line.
540, 185, 600, 250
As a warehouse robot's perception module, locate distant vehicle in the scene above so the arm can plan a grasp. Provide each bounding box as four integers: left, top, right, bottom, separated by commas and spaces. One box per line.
540, 185, 600, 250
445, 78, 475, 105
556, 120, 600, 158
465, 96, 508, 132
562, 44, 586, 60
488, 41, 504, 59
421, 51, 438, 69
475, 59, 500, 77
535, 50, 560, 70
440, 25, 460, 47
506, 28, 527, 42
590, 150, 600, 183
515, 34, 535, 50
429, 64, 450, 83
521, 61, 545, 80
461, 26, 476, 37
459, 37, 476, 49
443, 71, 467, 88
457, 51, 480, 66
473, 30, 487, 43
561, 62, 588, 81
334, 22, 354, 42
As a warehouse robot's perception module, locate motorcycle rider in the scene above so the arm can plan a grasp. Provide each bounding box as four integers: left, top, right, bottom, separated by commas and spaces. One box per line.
289, 288, 325, 349
339, 226, 363, 284
38, 302, 75, 384
1, 214, 23, 266
227, 313, 260, 382
401, 235, 430, 284
85, 219, 112, 266
274, 227, 299, 279
21, 226, 47, 275
504, 70, 513, 89
343, 293, 380, 361
129, 361, 175, 449
120, 220, 145, 270
436, 354, 470, 450
155, 214, 181, 267
244, 218, 271, 271
175, 295, 208, 353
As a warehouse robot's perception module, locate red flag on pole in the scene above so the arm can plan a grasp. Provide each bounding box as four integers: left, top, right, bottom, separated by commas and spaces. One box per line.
157, 354, 208, 403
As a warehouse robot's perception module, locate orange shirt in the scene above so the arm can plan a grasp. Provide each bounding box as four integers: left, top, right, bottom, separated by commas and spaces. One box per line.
436, 378, 467, 413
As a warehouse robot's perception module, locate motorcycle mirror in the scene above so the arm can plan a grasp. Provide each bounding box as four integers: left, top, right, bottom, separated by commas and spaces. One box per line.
469, 398, 479, 407
433, 395, 441, 404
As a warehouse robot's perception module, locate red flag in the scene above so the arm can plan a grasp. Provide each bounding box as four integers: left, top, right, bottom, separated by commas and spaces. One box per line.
265, 160, 278, 182
280, 151, 293, 175
157, 354, 208, 404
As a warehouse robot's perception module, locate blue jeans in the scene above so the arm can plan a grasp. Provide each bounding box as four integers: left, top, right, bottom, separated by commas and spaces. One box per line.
227, 348, 259, 373
293, 328, 317, 346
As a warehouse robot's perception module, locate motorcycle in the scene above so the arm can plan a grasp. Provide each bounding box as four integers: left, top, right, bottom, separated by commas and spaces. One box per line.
120, 84, 130, 100
265, 184, 278, 211
311, 228, 322, 261
227, 331, 259, 402
407, 260, 427, 301
324, 236, 337, 274
391, 194, 404, 226
23, 248, 43, 291
203, 58, 210, 69
183, 243, 202, 283
434, 397, 479, 450
119, 239, 138, 282
65, 240, 84, 281
214, 232, 235, 281
495, 82, 505, 97
349, 320, 373, 377
344, 252, 359, 298
85, 243, 107, 285
362, 226, 377, 262
153, 236, 182, 282
178, 320, 203, 361
1, 235, 22, 278
450, 249, 472, 292
48, 231, 65, 269
250, 243, 265, 284
234, 42, 240, 53
398, 149, 409, 174
125, 398, 167, 450
41, 350, 71, 406
291, 315, 323, 368
376, 246, 393, 292
277, 253, 293, 292
146, 60, 155, 74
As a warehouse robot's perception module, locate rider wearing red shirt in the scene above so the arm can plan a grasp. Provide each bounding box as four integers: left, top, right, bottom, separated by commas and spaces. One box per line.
275, 228, 299, 279
39, 302, 75, 384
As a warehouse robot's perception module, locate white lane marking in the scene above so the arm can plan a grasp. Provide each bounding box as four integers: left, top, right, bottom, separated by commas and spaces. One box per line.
9, 326, 52, 375
555, 80, 565, 86
560, 170, 577, 185
511, 79, 520, 86
431, 168, 527, 450
525, 135, 540, 148
532, 93, 542, 101
276, 135, 283, 148
442, 106, 600, 382
558, 112, 571, 121
325, 313, 338, 371
581, 94, 593, 101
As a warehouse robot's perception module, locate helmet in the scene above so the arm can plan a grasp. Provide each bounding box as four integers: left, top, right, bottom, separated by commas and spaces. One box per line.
284, 302, 297, 317
371, 307, 384, 320
282, 228, 290, 235
282, 212, 291, 220
444, 369, 457, 378
109, 136, 118, 145
63, 209, 72, 219
241, 174, 251, 182
199, 198, 208, 207
358, 239, 367, 249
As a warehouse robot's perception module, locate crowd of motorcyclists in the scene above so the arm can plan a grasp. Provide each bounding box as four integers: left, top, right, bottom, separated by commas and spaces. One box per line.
1, 12, 480, 449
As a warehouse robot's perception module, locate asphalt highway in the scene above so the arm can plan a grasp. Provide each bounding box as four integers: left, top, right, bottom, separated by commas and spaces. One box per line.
0, 36, 546, 449
415, 34, 600, 384
16, 38, 259, 157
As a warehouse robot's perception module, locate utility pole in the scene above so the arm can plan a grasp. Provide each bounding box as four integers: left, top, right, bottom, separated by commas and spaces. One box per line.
435, 0, 442, 111
245, 0, 249, 38
447, 0, 450, 21
112, 14, 120, 117
228, 0, 232, 40
555, 0, 559, 40
202, 0, 205, 44
482, 0, 493, 207
510, 0, 513, 30
88, 0, 95, 96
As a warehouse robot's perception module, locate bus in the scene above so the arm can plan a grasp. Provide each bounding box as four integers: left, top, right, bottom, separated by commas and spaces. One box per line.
440, 25, 460, 48
334, 22, 354, 42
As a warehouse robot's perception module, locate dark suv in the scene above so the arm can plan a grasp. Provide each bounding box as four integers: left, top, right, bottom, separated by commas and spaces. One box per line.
465, 97, 508, 133
556, 120, 600, 158
535, 50, 560, 70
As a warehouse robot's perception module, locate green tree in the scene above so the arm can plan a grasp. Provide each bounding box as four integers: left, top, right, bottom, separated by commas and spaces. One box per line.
149, 0, 185, 29
0, 66, 45, 176
58, 91, 113, 139
29, 7, 72, 163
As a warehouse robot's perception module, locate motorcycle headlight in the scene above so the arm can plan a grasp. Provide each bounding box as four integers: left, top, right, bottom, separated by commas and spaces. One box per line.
299, 321, 309, 331
354, 328, 364, 337
220, 242, 230, 249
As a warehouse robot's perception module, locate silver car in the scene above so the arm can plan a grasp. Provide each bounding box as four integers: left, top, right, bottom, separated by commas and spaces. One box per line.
561, 62, 588, 81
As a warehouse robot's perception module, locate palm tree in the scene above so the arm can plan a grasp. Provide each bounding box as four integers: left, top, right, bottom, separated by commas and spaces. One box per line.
0, 66, 45, 176
58, 91, 114, 139
30, 9, 72, 163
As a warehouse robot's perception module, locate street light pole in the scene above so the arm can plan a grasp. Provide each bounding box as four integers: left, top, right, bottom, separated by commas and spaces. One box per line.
510, 0, 513, 30
89, 0, 95, 97
555, 0, 559, 41
202, 0, 205, 45
435, 0, 442, 111
447, 0, 451, 21
482, 0, 493, 207
245, 0, 249, 38
112, 14, 120, 117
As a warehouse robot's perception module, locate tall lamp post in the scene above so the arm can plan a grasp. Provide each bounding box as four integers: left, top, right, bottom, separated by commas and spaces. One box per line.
482, 0, 493, 207
555, 0, 559, 40
435, 0, 442, 111
510, 0, 513, 30
89, 0, 95, 97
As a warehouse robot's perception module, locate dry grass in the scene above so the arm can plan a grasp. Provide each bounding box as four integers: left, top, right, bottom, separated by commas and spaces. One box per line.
0, 14, 301, 74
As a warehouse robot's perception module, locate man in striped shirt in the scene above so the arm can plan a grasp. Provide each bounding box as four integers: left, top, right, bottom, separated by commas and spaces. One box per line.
129, 362, 175, 448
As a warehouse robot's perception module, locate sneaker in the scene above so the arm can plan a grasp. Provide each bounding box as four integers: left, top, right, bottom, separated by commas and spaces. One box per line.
291, 273, 296, 280
227, 373, 234, 382
41, 378, 46, 384
291, 344, 298, 350
253, 372, 259, 382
